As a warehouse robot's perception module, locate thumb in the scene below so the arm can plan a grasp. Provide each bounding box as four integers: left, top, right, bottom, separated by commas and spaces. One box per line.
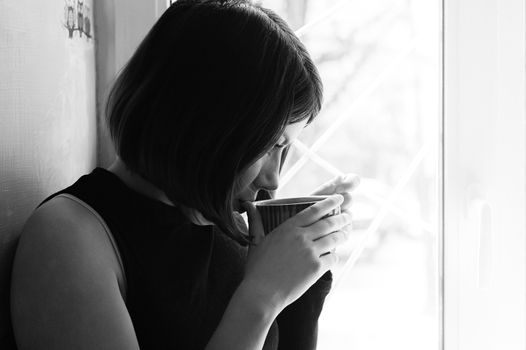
241, 201, 265, 245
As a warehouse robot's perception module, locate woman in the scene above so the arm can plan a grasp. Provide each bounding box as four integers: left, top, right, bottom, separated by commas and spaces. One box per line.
10, 0, 358, 349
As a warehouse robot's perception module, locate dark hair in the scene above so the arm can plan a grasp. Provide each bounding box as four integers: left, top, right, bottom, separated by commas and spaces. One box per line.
105, 0, 323, 245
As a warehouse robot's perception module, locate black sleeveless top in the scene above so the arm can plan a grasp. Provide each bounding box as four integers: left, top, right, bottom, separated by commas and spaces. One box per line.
38, 167, 332, 349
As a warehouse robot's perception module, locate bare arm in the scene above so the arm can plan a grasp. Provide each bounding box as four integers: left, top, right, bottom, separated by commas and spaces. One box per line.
10, 197, 139, 350
11, 197, 281, 350
205, 281, 279, 350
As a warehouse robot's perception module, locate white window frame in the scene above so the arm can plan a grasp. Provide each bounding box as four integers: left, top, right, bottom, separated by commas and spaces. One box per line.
443, 0, 525, 349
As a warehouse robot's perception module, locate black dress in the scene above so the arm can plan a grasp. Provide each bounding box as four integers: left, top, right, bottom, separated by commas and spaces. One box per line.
38, 167, 332, 349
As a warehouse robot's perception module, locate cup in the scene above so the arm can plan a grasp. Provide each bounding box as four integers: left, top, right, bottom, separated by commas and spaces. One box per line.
254, 195, 341, 235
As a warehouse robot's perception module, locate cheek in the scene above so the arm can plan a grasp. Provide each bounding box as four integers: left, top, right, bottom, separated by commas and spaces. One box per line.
235, 159, 263, 193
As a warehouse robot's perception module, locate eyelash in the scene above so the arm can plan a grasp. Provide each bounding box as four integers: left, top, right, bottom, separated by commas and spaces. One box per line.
267, 143, 286, 155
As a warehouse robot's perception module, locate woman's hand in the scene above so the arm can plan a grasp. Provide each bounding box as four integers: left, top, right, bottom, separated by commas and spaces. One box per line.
309, 173, 361, 215
310, 173, 360, 255
240, 195, 351, 315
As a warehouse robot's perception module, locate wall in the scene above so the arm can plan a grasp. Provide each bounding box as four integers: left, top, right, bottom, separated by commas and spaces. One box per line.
94, 0, 164, 167
0, 0, 97, 346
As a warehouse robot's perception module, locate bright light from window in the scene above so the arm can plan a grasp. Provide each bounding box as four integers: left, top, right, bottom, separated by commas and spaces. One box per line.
262, 0, 441, 349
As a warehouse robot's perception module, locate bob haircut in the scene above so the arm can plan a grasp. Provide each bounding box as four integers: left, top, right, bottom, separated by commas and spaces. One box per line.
105, 0, 323, 245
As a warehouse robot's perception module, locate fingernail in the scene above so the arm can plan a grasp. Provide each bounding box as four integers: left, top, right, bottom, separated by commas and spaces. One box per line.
333, 194, 344, 202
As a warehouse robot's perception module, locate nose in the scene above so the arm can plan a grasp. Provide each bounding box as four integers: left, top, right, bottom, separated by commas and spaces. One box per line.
256, 151, 281, 192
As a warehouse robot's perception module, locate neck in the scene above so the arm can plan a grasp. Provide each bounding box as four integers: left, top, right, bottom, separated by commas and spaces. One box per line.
107, 158, 214, 226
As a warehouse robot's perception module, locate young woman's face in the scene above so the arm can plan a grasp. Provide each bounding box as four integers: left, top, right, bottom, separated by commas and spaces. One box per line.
234, 120, 308, 212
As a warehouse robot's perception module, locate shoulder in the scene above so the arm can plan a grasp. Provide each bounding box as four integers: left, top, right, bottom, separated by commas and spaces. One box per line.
15, 193, 126, 294
10, 194, 135, 349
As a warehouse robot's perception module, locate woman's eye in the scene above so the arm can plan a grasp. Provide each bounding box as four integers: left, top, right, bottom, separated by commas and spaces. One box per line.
267, 144, 285, 155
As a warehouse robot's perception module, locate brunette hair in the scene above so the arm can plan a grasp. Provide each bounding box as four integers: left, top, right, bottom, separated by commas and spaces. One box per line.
105, 0, 323, 244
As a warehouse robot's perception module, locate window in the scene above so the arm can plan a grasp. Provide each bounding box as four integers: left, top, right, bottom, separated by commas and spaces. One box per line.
258, 0, 441, 349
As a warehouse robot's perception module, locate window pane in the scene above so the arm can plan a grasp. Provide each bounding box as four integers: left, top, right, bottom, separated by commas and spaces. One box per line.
264, 0, 441, 349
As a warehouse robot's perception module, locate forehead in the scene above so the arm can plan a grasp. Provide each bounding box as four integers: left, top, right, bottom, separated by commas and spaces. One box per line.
282, 120, 308, 142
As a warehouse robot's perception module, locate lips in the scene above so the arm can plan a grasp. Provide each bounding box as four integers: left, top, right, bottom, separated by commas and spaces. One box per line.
244, 187, 259, 202
239, 194, 257, 202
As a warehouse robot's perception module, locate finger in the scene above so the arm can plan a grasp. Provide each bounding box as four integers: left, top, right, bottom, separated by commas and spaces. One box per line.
310, 173, 361, 196
291, 194, 344, 227
319, 250, 340, 272
305, 212, 352, 240
342, 204, 352, 216
335, 174, 361, 192
341, 192, 353, 211
310, 176, 341, 196
313, 229, 350, 256
241, 201, 265, 245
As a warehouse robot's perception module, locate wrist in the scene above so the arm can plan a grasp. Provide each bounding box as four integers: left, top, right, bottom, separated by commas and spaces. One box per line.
235, 280, 282, 322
